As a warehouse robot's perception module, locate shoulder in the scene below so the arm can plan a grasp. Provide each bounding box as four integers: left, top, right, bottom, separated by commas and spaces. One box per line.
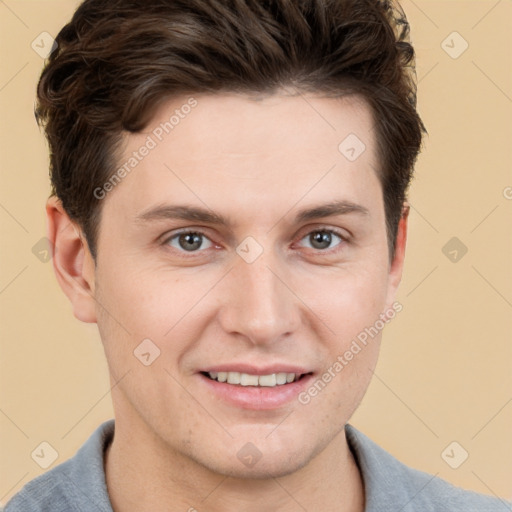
3, 464, 82, 512
4, 420, 115, 512
345, 424, 510, 512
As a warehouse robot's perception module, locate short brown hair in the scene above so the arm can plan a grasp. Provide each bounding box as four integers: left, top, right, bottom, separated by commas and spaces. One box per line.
36, 0, 425, 260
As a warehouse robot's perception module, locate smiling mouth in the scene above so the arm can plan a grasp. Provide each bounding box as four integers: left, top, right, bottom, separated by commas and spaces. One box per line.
201, 371, 312, 387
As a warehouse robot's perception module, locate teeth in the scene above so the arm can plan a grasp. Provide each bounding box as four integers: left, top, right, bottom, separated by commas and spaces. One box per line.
240, 373, 259, 386
258, 374, 276, 387
207, 371, 301, 387
276, 372, 287, 385
227, 372, 241, 384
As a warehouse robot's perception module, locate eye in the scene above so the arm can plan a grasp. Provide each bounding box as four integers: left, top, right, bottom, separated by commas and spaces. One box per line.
166, 231, 213, 252
298, 229, 345, 251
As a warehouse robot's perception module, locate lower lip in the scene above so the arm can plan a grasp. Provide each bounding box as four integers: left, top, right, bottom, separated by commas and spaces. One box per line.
198, 373, 314, 410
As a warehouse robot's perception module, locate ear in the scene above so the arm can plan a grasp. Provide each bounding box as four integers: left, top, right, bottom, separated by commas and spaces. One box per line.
46, 196, 97, 323
385, 203, 409, 309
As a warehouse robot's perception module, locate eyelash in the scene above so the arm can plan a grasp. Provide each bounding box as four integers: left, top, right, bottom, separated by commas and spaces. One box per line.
161, 227, 349, 257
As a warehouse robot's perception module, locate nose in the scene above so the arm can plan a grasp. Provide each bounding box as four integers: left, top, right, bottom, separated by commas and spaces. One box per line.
217, 251, 301, 346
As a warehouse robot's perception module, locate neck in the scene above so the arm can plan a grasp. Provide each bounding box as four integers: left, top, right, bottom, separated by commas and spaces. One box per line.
105, 416, 365, 512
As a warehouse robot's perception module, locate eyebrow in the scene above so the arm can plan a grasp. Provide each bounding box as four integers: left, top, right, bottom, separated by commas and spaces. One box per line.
134, 200, 369, 227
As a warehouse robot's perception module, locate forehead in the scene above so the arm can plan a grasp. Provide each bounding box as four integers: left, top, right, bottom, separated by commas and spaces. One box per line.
106, 92, 381, 222
142, 91, 375, 162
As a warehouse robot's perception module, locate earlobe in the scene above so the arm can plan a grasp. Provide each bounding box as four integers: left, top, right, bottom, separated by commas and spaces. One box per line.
46, 196, 97, 323
385, 203, 409, 309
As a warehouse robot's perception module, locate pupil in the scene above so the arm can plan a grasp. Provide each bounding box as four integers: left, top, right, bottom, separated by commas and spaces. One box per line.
179, 233, 202, 251
311, 231, 331, 249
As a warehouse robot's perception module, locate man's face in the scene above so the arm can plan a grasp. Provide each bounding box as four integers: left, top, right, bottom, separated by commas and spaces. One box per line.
91, 92, 404, 478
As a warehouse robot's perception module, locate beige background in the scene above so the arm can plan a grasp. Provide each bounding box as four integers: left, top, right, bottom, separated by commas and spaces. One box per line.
1, 0, 511, 505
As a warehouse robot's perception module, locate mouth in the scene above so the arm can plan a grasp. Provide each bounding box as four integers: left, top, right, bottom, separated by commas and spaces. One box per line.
197, 368, 315, 410
200, 371, 312, 387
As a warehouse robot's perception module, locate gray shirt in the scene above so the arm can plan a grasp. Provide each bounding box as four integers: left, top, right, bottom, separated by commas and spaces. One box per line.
4, 420, 509, 511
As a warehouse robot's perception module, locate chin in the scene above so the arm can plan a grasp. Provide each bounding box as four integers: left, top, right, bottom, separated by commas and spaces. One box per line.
200, 449, 313, 480
183, 431, 321, 481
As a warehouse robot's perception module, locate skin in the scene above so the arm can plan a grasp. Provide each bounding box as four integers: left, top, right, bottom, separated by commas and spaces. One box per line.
47, 91, 408, 512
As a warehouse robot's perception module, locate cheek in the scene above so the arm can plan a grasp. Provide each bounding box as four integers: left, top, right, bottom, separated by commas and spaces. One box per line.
94, 273, 194, 421
95, 261, 197, 332
295, 263, 388, 404
94, 265, 218, 379
301, 263, 390, 340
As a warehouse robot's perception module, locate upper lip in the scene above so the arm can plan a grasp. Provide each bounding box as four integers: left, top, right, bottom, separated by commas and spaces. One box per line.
200, 364, 312, 375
